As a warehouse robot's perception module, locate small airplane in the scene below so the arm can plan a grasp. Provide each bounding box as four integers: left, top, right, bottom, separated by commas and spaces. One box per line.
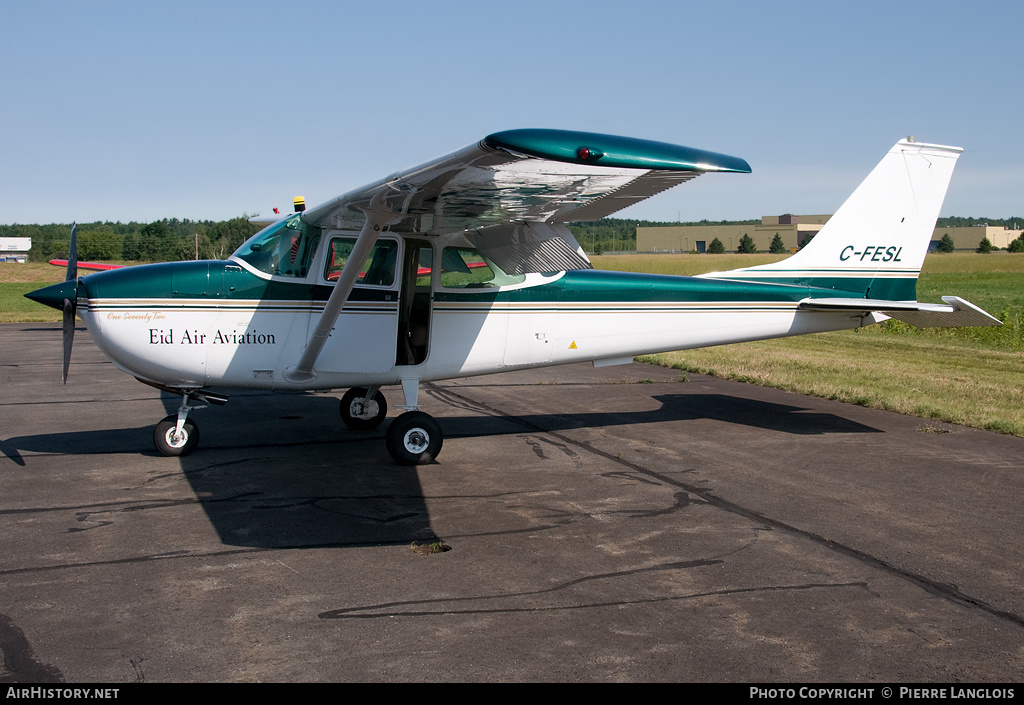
47, 258, 122, 272
26, 129, 1000, 464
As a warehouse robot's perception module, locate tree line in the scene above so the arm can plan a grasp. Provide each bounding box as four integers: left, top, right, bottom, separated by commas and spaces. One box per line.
0, 218, 262, 263
935, 217, 1023, 229
3, 216, 756, 261
3, 215, 1022, 263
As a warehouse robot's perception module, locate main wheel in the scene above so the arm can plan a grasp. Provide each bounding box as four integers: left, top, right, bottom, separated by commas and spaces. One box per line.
153, 415, 200, 457
340, 387, 388, 430
386, 411, 443, 465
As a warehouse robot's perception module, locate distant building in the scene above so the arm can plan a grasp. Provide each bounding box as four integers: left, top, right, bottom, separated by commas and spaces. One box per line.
636, 215, 829, 253
930, 226, 1021, 251
638, 217, 1022, 253
0, 237, 31, 263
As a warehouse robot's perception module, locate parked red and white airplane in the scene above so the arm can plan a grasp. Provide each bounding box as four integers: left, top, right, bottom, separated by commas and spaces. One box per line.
27, 130, 999, 464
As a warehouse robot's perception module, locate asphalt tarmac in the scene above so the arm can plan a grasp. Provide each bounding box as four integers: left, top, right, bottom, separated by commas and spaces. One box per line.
2, 322, 1024, 682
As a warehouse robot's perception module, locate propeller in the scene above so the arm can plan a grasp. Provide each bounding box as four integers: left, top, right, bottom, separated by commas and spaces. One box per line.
61, 223, 78, 383
23, 223, 82, 382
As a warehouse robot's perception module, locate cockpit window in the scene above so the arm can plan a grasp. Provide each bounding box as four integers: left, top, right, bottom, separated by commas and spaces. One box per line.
439, 248, 525, 288
324, 237, 399, 287
233, 214, 321, 278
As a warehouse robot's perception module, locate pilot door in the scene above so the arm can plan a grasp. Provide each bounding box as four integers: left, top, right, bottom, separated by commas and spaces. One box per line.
396, 241, 433, 366
310, 233, 402, 374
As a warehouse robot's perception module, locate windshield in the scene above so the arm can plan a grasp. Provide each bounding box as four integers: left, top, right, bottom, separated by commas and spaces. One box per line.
233, 214, 321, 278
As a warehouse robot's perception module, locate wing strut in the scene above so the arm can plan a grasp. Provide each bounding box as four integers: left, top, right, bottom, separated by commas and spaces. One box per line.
284, 205, 394, 384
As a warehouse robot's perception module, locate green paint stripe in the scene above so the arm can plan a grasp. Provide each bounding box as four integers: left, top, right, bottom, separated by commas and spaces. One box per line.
77, 259, 918, 308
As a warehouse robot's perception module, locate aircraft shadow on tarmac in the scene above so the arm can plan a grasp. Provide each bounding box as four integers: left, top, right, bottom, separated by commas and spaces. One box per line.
648, 393, 882, 435
1, 389, 879, 548
426, 386, 882, 437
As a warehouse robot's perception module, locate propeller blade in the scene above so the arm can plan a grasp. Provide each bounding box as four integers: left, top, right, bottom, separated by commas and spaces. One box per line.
66, 222, 77, 282
62, 297, 75, 384
63, 223, 78, 383
24, 223, 81, 383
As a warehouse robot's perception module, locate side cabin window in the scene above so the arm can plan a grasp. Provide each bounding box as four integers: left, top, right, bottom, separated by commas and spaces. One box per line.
233, 214, 322, 278
324, 236, 399, 287
439, 248, 525, 289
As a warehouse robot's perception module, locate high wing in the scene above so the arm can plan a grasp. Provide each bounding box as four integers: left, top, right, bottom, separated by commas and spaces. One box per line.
301, 129, 750, 274
285, 129, 749, 383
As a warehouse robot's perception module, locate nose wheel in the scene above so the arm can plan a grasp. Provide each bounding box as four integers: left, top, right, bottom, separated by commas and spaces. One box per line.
154, 415, 200, 457
148, 387, 225, 457
386, 411, 442, 465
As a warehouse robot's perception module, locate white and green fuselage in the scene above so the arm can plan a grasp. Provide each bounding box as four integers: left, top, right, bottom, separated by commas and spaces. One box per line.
27, 131, 999, 462
72, 251, 878, 392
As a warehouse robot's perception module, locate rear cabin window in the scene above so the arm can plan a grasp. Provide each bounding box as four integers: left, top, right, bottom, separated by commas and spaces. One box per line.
439, 248, 525, 288
324, 237, 399, 287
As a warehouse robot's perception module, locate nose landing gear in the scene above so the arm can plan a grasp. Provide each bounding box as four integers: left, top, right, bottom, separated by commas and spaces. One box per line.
148, 387, 227, 457
154, 414, 199, 457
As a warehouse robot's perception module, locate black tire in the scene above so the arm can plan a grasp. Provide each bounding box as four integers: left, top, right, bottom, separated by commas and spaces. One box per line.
153, 415, 200, 457
339, 387, 388, 430
386, 411, 443, 465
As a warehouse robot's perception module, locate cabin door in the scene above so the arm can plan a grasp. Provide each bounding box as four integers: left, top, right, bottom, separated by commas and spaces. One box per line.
396, 240, 433, 367
311, 233, 401, 374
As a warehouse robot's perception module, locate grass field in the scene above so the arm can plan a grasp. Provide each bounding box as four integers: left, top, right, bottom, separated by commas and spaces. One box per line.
0, 262, 134, 322
593, 252, 1024, 435
5, 253, 1023, 435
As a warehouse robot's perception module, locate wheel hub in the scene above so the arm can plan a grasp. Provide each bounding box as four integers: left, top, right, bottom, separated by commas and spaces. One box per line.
165, 428, 188, 448
352, 399, 378, 419
403, 428, 429, 453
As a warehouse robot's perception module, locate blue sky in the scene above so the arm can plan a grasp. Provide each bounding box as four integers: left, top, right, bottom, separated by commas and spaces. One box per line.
1, 0, 1021, 225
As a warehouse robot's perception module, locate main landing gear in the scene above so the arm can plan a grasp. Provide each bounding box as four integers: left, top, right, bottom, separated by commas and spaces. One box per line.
385, 411, 442, 466
340, 381, 443, 466
339, 387, 388, 430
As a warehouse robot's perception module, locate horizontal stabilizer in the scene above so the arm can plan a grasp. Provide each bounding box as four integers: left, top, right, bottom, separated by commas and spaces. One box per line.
799, 296, 1002, 328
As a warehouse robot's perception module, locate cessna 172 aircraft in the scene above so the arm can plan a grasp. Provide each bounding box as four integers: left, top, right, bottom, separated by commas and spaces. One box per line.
26, 129, 1000, 464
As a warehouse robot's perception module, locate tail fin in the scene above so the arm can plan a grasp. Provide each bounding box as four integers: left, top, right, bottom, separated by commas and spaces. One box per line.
702, 139, 962, 301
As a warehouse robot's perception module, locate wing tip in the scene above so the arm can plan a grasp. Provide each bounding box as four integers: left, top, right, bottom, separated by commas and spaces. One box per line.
483, 129, 751, 173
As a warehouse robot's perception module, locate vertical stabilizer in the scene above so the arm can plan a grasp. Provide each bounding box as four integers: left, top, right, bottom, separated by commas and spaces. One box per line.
701, 140, 962, 301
